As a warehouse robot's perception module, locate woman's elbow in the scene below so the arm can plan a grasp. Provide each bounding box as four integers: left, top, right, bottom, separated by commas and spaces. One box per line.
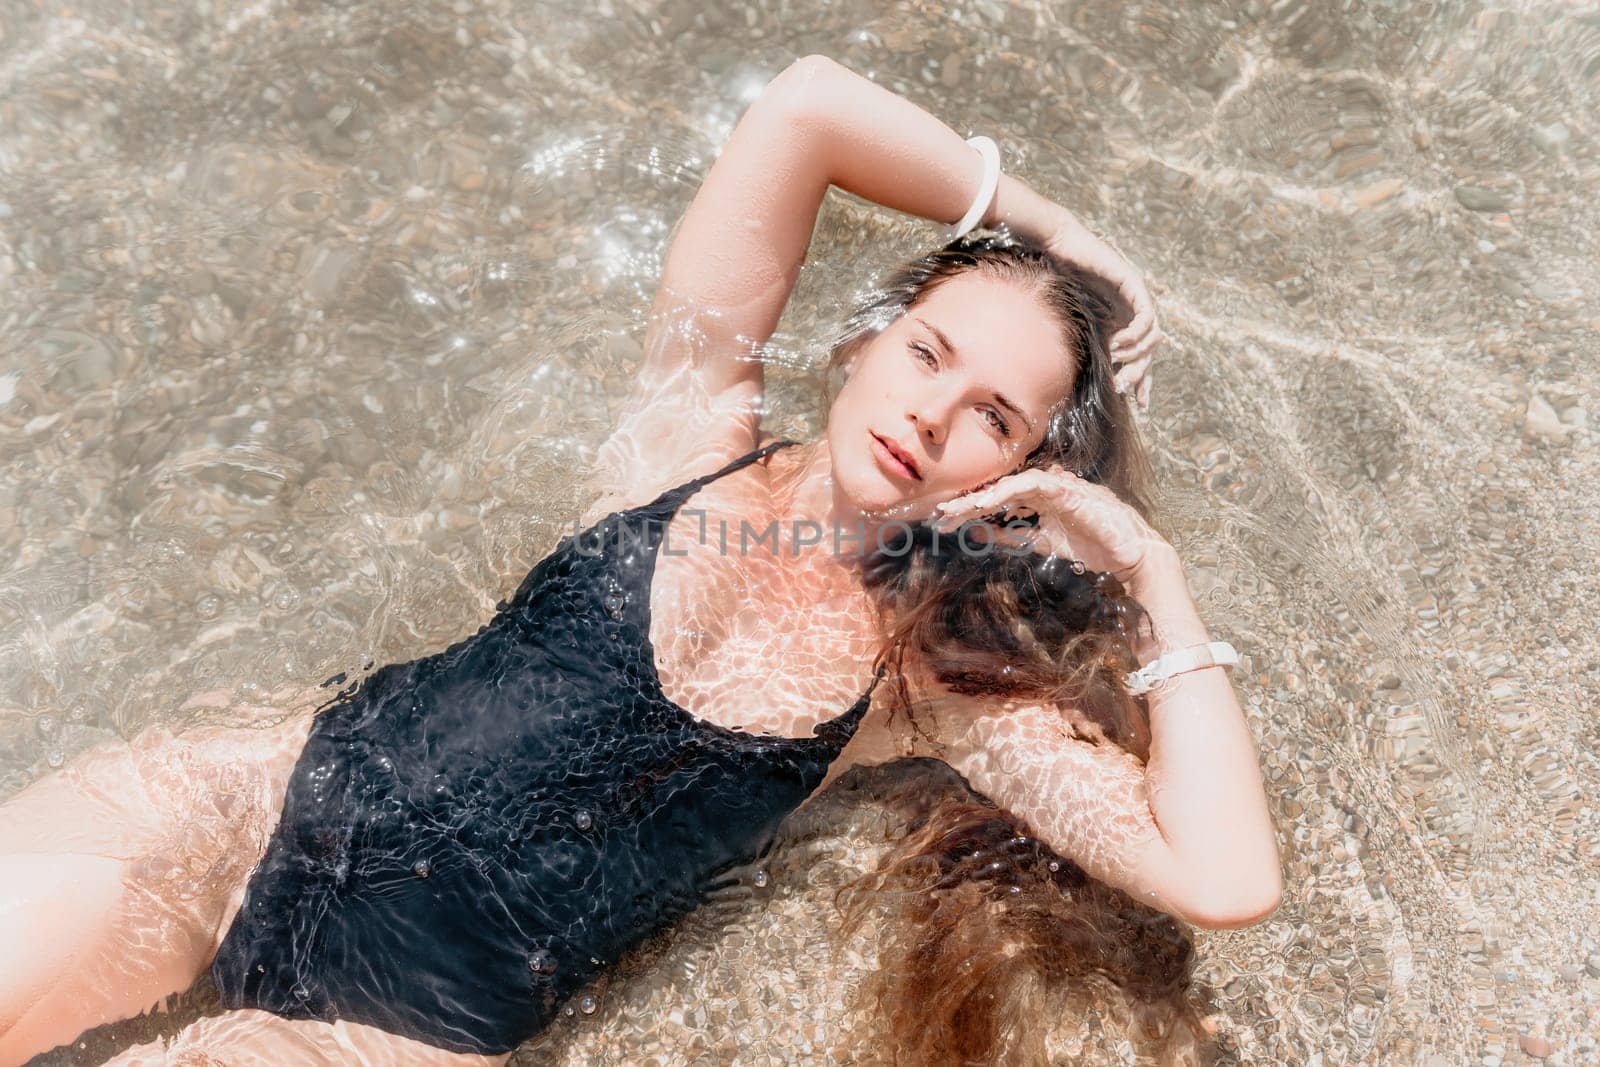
783, 53, 842, 81
761, 53, 851, 127
759, 55, 838, 117
1190, 870, 1286, 927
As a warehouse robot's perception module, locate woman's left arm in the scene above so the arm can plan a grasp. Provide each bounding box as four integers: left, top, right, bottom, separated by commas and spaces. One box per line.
940, 690, 1278, 930
1110, 549, 1285, 915
933, 469, 1283, 925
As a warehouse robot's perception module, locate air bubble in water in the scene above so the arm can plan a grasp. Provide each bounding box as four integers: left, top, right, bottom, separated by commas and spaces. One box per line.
195, 593, 223, 620
574, 810, 593, 830
578, 994, 598, 1015
752, 867, 769, 888
528, 949, 558, 975
413, 860, 431, 878
602, 590, 625, 618
46, 749, 65, 768
36, 715, 57, 738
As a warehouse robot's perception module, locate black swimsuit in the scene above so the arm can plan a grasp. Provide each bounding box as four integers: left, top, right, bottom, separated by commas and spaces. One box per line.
211, 439, 883, 1055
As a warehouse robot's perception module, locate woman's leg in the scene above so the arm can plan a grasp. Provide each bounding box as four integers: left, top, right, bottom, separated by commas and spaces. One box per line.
0, 685, 321, 1064
103, 1009, 510, 1067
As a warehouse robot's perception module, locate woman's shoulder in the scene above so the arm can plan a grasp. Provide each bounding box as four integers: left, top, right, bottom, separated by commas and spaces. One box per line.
576, 408, 771, 529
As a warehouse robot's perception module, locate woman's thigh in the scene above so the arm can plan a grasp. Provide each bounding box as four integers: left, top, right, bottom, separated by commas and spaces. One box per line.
104, 1009, 510, 1067
0, 685, 321, 1062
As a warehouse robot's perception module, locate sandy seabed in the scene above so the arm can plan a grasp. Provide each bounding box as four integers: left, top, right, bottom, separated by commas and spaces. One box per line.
4, 1, 1597, 1063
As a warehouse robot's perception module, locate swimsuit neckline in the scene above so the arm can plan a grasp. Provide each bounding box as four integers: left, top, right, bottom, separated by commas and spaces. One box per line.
637, 439, 882, 742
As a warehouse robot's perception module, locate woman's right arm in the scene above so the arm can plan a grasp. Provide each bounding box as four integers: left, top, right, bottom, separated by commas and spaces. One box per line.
585, 55, 1091, 521
773, 57, 1082, 257
592, 56, 1036, 518
768, 59, 1160, 383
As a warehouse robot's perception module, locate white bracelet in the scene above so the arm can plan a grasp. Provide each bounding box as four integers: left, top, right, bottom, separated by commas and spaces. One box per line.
948, 135, 1001, 239
1123, 641, 1240, 696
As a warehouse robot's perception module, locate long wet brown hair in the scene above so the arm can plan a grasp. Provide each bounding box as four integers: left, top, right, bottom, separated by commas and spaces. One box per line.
824, 233, 1216, 1065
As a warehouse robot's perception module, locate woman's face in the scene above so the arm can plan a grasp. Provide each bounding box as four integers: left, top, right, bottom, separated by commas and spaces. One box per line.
826, 270, 1077, 518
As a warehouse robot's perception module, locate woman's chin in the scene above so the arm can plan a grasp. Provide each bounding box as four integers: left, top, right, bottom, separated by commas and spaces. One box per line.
846, 479, 936, 522
828, 438, 935, 519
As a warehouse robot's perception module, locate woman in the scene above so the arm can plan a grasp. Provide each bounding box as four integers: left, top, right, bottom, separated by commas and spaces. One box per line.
0, 55, 1279, 1065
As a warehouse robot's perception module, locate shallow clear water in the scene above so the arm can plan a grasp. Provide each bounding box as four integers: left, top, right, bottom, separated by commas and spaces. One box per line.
2, 0, 1597, 1063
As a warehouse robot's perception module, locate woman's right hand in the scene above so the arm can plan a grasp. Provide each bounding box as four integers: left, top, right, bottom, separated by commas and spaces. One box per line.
1041, 214, 1162, 409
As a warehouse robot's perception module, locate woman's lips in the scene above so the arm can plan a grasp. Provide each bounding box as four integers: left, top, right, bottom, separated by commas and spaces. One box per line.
870, 432, 921, 481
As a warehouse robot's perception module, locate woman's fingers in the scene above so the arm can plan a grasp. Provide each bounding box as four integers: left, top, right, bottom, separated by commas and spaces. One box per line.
932, 509, 1056, 557
1106, 283, 1160, 405
1077, 237, 1157, 377
1118, 320, 1162, 363
934, 466, 1166, 574
933, 498, 1013, 528
935, 474, 1084, 555
1112, 350, 1154, 397
990, 523, 1043, 553
1110, 283, 1156, 355
1113, 322, 1166, 407
936, 471, 1048, 519
1044, 222, 1161, 371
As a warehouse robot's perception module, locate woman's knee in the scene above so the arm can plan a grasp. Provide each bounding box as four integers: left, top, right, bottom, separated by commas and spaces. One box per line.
0, 853, 128, 1025
102, 1010, 512, 1067
0, 852, 210, 1064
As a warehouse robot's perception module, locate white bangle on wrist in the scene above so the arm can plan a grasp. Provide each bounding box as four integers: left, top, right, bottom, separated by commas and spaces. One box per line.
1124, 641, 1239, 696
948, 135, 1000, 239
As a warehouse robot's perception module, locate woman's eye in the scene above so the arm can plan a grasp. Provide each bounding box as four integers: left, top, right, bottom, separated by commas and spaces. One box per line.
982, 408, 1013, 437
908, 342, 937, 367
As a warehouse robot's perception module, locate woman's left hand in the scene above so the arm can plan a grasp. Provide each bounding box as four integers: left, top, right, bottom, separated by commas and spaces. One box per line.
1042, 216, 1162, 410
932, 466, 1173, 586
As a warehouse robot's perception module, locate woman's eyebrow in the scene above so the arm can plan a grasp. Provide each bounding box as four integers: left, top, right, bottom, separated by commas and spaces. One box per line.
915, 317, 1035, 432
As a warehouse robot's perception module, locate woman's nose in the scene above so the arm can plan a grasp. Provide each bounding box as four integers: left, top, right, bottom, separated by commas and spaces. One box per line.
908, 401, 949, 447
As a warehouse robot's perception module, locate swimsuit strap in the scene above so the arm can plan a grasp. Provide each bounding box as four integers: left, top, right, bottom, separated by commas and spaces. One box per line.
656, 438, 801, 510
807, 661, 889, 748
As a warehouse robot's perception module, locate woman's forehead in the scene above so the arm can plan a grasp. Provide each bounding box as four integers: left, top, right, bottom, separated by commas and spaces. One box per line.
907, 276, 1076, 406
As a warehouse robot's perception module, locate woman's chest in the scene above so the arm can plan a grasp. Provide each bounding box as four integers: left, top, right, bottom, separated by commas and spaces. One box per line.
645, 485, 883, 740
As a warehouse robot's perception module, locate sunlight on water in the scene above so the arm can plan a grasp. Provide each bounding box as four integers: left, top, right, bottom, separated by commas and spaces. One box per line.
1, 0, 1596, 1063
